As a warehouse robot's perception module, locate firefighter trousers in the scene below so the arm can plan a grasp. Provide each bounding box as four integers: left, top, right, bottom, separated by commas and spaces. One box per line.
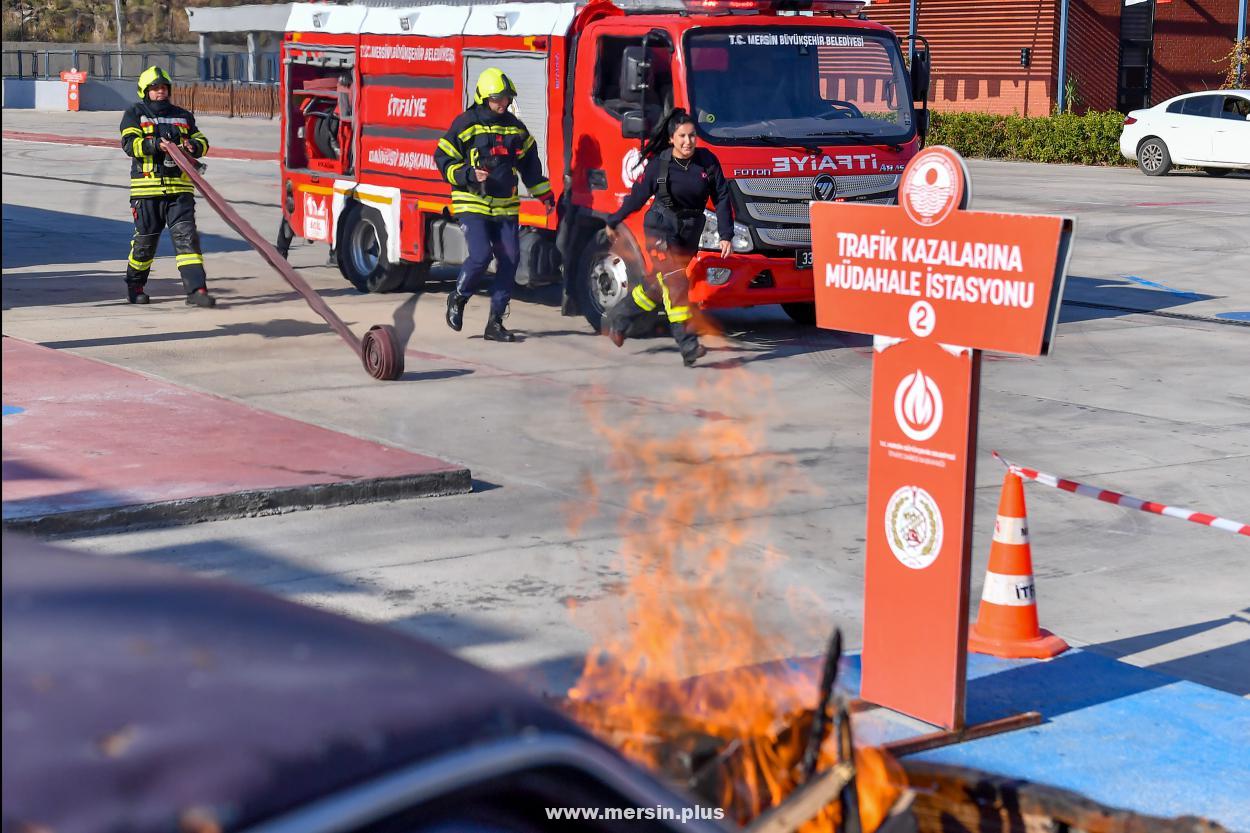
126, 193, 207, 294
605, 255, 700, 359
454, 214, 519, 318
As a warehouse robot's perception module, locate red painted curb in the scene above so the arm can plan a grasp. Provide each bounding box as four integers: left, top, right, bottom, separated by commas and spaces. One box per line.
3, 130, 277, 161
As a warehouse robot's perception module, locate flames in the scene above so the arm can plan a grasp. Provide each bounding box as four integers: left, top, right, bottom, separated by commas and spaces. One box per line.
565, 371, 904, 829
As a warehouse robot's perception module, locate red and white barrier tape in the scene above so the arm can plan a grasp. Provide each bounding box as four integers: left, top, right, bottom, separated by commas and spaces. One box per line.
993, 452, 1249, 537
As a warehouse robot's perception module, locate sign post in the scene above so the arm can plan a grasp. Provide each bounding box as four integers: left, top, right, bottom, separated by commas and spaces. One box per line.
811, 146, 1073, 730
60, 69, 87, 112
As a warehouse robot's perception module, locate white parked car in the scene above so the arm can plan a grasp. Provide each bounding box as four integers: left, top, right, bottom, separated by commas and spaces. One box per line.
1120, 90, 1250, 176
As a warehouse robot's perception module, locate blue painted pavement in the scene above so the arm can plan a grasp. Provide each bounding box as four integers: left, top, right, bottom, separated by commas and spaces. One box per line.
2, 405, 26, 416
1120, 275, 1206, 300
837, 649, 1250, 830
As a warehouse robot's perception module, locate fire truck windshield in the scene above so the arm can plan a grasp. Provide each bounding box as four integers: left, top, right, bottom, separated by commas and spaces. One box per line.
686, 28, 913, 145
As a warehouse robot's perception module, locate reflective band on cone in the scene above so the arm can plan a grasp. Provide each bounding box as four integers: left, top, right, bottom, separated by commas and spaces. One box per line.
969, 471, 1069, 659
993, 515, 1029, 545
980, 571, 1037, 607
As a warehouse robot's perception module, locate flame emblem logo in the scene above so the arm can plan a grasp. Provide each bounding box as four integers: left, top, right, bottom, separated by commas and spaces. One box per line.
893, 369, 943, 441
901, 152, 961, 226
621, 147, 645, 189
885, 485, 943, 569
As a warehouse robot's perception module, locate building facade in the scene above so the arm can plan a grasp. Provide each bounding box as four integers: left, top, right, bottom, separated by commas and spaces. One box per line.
866, 0, 1247, 115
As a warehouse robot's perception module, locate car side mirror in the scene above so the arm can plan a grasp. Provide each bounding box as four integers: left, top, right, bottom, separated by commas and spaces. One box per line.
910, 49, 931, 102
621, 110, 645, 139
620, 46, 650, 103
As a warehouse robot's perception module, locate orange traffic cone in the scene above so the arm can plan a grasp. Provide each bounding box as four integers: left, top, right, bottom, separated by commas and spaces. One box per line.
968, 471, 1069, 659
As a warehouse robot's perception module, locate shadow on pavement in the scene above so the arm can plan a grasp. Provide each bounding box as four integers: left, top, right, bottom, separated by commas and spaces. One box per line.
2, 204, 252, 270
37, 318, 336, 350
388, 611, 521, 653
1059, 275, 1219, 324
705, 307, 874, 367
964, 649, 1176, 724
1078, 613, 1250, 697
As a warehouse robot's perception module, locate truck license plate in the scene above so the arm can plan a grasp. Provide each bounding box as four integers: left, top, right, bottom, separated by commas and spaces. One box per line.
795, 250, 814, 269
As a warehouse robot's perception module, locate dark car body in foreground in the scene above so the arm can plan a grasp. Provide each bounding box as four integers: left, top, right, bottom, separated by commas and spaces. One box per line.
1, 533, 726, 833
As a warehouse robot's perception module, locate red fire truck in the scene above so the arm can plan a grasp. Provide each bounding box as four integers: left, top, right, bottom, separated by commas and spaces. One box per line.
278, 0, 930, 328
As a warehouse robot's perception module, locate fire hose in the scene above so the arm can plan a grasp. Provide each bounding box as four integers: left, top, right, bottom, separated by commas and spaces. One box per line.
159, 139, 405, 381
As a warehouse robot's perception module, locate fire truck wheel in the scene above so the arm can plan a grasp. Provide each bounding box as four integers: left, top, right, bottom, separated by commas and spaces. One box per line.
337, 204, 409, 294
781, 302, 817, 326
575, 234, 635, 331
399, 264, 429, 293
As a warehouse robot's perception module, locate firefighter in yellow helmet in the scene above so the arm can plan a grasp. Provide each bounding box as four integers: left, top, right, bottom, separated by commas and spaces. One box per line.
433, 68, 554, 342
118, 66, 214, 306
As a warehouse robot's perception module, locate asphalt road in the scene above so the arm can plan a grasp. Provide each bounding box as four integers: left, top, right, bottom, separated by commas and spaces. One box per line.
3, 112, 1248, 699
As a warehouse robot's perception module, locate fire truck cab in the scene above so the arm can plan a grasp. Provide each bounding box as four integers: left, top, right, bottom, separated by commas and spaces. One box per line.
278, 0, 930, 328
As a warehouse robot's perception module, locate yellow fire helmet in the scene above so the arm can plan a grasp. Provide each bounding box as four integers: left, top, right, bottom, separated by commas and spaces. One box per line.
474, 68, 518, 104
137, 66, 173, 99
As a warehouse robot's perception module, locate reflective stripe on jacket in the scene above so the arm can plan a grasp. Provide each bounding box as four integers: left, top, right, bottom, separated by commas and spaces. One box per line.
120, 102, 209, 198
433, 104, 550, 218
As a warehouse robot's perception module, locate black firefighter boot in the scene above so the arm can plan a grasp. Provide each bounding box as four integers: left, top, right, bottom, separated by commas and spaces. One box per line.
445, 292, 468, 332
126, 282, 150, 304
671, 321, 706, 367
186, 288, 217, 307
484, 310, 517, 343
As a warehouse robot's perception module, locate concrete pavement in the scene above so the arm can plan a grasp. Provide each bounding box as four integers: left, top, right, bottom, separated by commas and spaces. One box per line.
3, 113, 1249, 822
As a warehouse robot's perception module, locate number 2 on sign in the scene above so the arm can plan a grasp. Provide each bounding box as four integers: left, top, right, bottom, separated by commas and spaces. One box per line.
909, 300, 936, 337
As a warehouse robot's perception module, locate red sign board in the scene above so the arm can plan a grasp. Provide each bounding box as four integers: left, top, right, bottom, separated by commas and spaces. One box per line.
861, 338, 979, 728
60, 69, 87, 112
811, 148, 1073, 357
812, 146, 1071, 729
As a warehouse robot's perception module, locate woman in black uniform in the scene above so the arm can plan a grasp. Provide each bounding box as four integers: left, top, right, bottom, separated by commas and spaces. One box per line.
603, 109, 734, 367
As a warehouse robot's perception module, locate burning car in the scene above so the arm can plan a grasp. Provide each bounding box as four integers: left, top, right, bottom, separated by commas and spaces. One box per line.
1, 533, 728, 833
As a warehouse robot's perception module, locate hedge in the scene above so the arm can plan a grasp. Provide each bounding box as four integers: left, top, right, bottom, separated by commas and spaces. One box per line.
927, 110, 1131, 166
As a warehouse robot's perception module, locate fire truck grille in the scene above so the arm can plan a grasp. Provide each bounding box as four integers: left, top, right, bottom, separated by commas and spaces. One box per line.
745, 195, 896, 225
735, 174, 899, 200
756, 226, 816, 248
732, 174, 899, 250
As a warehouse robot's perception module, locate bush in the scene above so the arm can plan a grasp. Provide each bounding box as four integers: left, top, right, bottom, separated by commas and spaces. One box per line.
927, 110, 1131, 166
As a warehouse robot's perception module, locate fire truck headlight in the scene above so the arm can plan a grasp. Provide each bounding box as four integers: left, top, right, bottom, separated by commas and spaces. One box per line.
700, 210, 753, 253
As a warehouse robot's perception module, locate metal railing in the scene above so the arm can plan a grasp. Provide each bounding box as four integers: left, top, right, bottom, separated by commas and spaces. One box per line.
2, 49, 279, 84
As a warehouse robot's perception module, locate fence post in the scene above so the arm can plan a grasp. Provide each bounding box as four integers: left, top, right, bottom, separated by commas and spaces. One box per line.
230, 82, 236, 118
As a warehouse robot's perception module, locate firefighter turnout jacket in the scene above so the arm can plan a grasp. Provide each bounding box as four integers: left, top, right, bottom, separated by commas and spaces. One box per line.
120, 100, 209, 198
434, 103, 551, 218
